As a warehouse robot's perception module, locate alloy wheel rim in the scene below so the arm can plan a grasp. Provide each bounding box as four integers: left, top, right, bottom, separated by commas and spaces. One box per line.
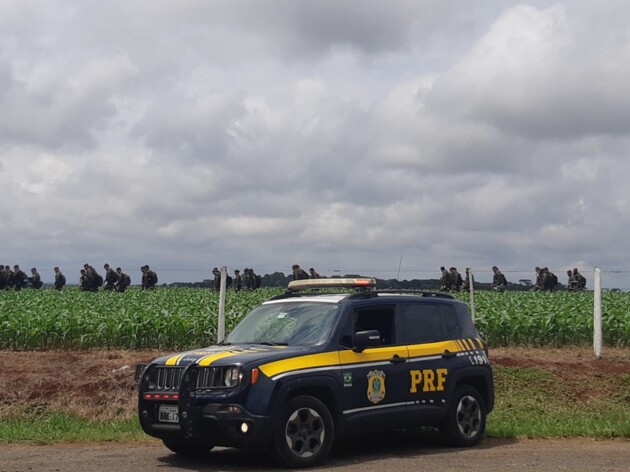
284, 407, 325, 457
456, 395, 481, 438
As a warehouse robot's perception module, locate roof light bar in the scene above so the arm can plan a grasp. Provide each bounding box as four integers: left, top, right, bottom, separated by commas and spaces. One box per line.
288, 278, 376, 291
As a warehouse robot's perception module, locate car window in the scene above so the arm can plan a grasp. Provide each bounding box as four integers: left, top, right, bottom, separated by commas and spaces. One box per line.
352, 306, 396, 346
224, 301, 340, 346
400, 303, 458, 344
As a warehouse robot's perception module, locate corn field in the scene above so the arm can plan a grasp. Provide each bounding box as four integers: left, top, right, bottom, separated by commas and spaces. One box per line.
0, 287, 628, 349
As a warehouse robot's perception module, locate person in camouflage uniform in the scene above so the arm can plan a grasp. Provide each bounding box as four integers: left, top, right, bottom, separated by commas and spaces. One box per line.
30, 268, 43, 289
53, 267, 66, 290
13, 265, 27, 291
212, 267, 221, 291
491, 266, 507, 292
103, 264, 119, 291
79, 269, 90, 291
4, 265, 14, 289
143, 265, 158, 289
292, 264, 309, 280
115, 267, 131, 293
573, 268, 586, 290
450, 267, 463, 291
309, 268, 321, 279
440, 266, 454, 291
83, 264, 100, 292
233, 269, 242, 291
539, 267, 558, 291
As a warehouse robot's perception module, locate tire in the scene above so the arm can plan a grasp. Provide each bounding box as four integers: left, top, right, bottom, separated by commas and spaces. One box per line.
272, 395, 335, 468
162, 438, 213, 457
440, 385, 486, 447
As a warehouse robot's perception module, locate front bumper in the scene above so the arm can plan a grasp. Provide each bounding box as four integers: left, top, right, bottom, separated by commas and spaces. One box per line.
138, 363, 273, 448
139, 400, 273, 447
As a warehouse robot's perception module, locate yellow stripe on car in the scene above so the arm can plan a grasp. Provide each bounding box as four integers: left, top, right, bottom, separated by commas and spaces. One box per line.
165, 354, 185, 366
197, 349, 265, 366
260, 351, 341, 379
407, 339, 462, 357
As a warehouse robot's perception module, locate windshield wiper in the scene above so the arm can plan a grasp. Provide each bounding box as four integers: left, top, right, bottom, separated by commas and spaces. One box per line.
257, 341, 289, 346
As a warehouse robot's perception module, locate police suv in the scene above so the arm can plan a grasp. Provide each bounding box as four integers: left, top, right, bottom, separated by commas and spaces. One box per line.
137, 278, 494, 467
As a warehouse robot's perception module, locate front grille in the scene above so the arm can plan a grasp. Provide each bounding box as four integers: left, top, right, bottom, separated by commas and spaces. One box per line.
143, 365, 235, 392
197, 366, 231, 389
150, 366, 185, 391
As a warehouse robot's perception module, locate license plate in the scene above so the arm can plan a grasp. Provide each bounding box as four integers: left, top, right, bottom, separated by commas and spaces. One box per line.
158, 405, 179, 423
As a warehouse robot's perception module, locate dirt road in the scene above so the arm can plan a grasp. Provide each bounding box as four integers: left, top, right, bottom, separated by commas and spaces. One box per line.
1, 438, 629, 472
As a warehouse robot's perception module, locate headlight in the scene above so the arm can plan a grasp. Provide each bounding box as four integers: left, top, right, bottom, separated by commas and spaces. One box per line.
224, 366, 242, 387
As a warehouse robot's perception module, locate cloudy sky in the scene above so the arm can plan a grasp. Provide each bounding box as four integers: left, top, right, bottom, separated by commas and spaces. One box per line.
1, 0, 629, 288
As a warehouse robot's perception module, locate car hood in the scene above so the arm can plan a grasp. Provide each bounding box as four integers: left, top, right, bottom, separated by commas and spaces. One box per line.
151, 344, 316, 368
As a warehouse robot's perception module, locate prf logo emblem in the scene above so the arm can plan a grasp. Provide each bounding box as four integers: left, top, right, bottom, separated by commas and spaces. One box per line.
367, 370, 386, 404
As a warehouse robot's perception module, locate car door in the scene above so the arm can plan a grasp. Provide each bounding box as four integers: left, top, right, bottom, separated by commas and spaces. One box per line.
400, 301, 460, 409
338, 303, 410, 430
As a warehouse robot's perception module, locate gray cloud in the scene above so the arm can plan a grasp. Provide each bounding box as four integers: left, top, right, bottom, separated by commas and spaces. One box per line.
2, 1, 630, 287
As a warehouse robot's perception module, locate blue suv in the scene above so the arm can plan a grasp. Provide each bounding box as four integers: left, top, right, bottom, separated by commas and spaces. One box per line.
137, 278, 494, 467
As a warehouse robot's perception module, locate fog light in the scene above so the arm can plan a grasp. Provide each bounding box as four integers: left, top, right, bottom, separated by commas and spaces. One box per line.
241, 422, 249, 434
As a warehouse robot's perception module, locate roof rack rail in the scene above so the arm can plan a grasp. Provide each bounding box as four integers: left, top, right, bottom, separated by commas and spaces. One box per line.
374, 290, 455, 299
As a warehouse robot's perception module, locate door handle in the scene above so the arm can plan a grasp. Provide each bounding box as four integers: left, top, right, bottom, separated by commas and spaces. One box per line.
442, 350, 457, 359
389, 354, 407, 364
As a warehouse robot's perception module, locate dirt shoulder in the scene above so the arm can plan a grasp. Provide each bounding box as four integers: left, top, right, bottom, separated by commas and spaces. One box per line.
0, 347, 628, 420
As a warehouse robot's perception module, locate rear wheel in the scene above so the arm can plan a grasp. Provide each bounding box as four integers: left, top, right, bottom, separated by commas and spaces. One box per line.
273, 395, 334, 468
162, 438, 213, 457
440, 385, 486, 447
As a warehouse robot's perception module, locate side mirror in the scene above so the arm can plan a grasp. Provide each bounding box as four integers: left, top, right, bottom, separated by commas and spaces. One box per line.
353, 330, 381, 353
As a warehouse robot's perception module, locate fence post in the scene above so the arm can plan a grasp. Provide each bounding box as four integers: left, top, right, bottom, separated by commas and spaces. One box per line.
593, 267, 602, 359
468, 268, 476, 322
217, 266, 227, 343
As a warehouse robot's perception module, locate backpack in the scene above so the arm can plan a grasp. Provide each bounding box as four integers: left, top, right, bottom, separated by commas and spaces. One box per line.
94, 272, 104, 286
123, 274, 131, 286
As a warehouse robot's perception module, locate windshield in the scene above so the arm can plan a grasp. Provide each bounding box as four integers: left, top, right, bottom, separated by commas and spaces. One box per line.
224, 301, 340, 346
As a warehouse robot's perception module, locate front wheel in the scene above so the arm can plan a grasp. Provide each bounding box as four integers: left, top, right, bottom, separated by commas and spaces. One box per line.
440, 385, 486, 447
272, 395, 334, 468
162, 438, 213, 457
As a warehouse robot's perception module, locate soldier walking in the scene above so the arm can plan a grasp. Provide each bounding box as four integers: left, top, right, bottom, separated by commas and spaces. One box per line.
491, 266, 508, 292
13, 265, 27, 291
450, 267, 463, 291
292, 264, 309, 280
141, 265, 158, 289
103, 264, 119, 291
53, 267, 66, 290
233, 269, 242, 291
440, 266, 453, 291
30, 268, 43, 289
115, 267, 131, 293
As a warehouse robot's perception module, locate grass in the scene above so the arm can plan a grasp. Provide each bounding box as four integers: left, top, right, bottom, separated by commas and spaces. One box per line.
488, 366, 630, 438
0, 413, 144, 443
1, 365, 627, 444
